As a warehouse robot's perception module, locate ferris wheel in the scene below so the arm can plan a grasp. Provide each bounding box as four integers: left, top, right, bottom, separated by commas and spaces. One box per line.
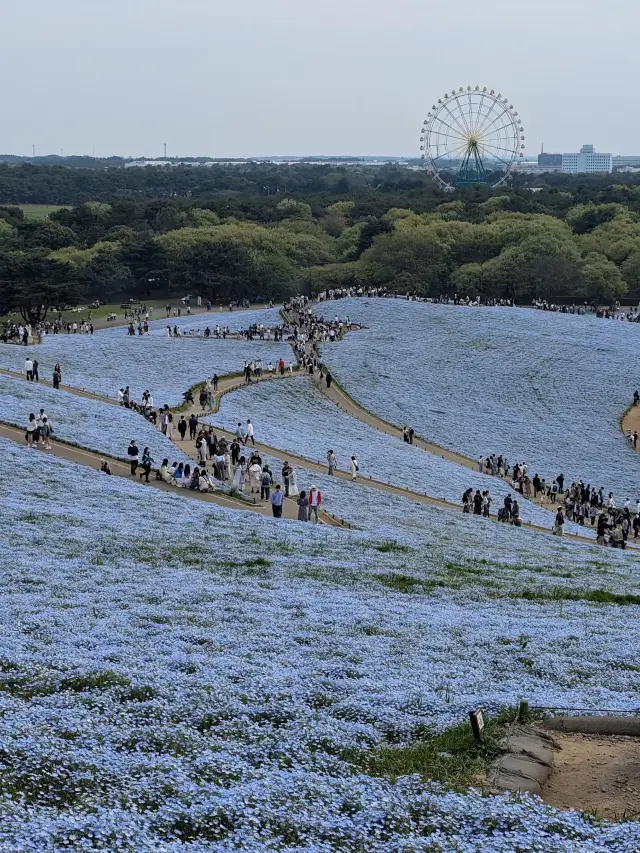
420, 86, 525, 188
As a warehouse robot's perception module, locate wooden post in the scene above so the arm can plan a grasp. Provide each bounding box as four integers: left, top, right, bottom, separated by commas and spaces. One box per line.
469, 708, 485, 742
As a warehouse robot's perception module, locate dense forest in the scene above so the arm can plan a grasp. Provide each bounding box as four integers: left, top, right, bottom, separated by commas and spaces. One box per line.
2, 163, 640, 322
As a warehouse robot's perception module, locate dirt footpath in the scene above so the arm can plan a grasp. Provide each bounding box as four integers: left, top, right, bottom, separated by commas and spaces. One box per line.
542, 732, 640, 820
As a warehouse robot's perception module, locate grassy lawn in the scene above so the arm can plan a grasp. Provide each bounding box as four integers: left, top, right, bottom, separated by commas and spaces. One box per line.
0, 299, 241, 328
16, 204, 72, 221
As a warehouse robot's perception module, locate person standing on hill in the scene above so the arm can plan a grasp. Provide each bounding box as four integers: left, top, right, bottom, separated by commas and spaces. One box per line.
25, 357, 34, 382
260, 466, 272, 501
297, 490, 309, 521
178, 416, 187, 441
349, 456, 359, 482
32, 359, 39, 382
327, 450, 337, 476
308, 485, 322, 522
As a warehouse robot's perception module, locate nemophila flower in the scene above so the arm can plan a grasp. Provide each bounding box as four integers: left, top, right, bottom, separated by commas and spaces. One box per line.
318, 298, 640, 503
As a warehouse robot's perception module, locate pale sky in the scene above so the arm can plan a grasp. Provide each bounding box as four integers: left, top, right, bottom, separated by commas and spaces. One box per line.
3, 0, 639, 158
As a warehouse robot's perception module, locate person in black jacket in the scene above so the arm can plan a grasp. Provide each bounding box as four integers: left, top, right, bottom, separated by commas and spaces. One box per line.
127, 440, 139, 475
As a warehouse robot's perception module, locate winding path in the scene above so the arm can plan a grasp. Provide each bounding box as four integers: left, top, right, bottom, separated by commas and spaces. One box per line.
1, 367, 607, 546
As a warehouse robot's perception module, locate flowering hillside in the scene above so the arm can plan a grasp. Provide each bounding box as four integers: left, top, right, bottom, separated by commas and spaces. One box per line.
0, 438, 638, 851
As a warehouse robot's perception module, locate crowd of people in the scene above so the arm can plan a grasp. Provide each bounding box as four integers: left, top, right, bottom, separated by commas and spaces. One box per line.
1, 322, 40, 344
468, 453, 640, 546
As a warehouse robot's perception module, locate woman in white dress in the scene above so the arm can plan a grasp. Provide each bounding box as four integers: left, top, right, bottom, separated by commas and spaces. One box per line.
166, 413, 175, 440
288, 467, 299, 497
232, 458, 247, 492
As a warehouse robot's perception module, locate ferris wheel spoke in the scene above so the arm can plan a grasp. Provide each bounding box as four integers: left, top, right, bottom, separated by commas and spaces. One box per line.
430, 117, 468, 140
429, 129, 473, 143
481, 141, 519, 158
440, 103, 469, 137
472, 93, 487, 134
482, 150, 511, 168
482, 120, 518, 138
430, 141, 469, 163
476, 101, 506, 136
451, 99, 472, 136
479, 146, 514, 168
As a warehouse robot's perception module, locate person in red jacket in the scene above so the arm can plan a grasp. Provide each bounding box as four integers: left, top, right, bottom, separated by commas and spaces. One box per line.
308, 485, 322, 522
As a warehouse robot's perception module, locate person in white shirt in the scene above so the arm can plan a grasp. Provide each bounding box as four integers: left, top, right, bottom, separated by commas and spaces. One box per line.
25, 359, 34, 381
246, 419, 255, 447
349, 456, 358, 481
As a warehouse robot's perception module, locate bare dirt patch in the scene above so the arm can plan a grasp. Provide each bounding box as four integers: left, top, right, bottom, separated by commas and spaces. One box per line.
542, 732, 640, 821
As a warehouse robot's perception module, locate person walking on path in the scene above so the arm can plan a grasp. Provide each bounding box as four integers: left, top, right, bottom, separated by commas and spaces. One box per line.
271, 485, 284, 518
25, 358, 34, 382
213, 374, 219, 392
52, 363, 62, 389
297, 490, 309, 521
553, 507, 565, 536
139, 447, 154, 482
349, 456, 359, 482
32, 359, 39, 382
260, 466, 272, 501
308, 485, 322, 522
189, 414, 198, 441
127, 440, 139, 475
178, 416, 187, 441
327, 450, 337, 476
325, 371, 332, 389
235, 422, 246, 445
246, 419, 255, 447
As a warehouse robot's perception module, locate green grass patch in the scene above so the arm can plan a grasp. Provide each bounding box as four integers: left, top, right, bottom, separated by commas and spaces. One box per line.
374, 572, 423, 594
342, 717, 506, 790
514, 586, 640, 606
17, 203, 71, 220
375, 540, 411, 553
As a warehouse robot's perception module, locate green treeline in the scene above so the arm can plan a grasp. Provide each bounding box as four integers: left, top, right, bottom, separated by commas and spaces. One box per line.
2, 164, 640, 322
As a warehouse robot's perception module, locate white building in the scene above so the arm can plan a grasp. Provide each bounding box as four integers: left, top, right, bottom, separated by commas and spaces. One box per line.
562, 144, 612, 174
613, 155, 640, 170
